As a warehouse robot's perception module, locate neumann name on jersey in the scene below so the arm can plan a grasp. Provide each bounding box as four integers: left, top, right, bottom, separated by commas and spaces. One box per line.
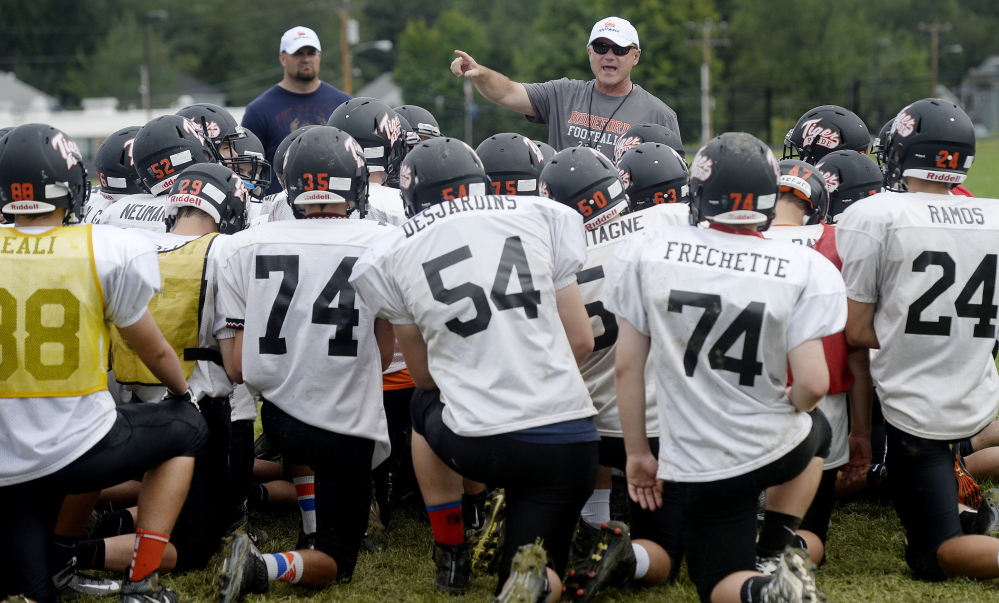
401, 195, 519, 238
663, 239, 791, 279
120, 202, 166, 223
927, 204, 986, 225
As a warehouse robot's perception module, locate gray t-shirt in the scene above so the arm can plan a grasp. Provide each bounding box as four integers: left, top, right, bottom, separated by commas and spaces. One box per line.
523, 78, 680, 159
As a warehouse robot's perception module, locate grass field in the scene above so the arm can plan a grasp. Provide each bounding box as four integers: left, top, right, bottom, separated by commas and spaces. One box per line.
69, 137, 999, 603
74, 493, 999, 603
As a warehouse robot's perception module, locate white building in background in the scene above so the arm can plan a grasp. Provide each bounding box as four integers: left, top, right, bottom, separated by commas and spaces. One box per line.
962, 55, 999, 137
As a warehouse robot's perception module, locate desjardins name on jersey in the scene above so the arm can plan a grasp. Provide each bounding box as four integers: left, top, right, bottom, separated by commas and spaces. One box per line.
402, 195, 518, 238
663, 240, 791, 279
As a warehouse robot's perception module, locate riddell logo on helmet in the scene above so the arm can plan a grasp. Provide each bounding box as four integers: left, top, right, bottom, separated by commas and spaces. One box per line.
614, 135, 641, 163
50, 132, 81, 170
925, 172, 962, 183
800, 119, 841, 150
894, 112, 916, 138
690, 155, 713, 182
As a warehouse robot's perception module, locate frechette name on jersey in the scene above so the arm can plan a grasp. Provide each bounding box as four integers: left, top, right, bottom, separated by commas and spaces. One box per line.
663, 240, 790, 279
403, 196, 518, 238
927, 204, 986, 225
1, 235, 57, 255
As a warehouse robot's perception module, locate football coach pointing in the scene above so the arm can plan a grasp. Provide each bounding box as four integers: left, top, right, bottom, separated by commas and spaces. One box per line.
450, 16, 680, 159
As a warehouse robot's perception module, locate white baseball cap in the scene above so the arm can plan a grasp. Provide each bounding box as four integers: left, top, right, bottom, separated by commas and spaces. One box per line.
588, 17, 640, 49
280, 26, 322, 54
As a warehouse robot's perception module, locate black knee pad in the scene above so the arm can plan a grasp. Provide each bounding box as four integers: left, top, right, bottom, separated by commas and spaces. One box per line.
809, 408, 832, 459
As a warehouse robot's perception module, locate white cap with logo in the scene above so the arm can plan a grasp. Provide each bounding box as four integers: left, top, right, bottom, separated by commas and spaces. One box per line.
588, 17, 640, 49
280, 26, 322, 54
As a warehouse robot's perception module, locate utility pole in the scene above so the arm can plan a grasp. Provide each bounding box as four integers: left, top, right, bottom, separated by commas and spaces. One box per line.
341, 6, 352, 95
686, 18, 728, 145
919, 21, 951, 98
141, 10, 168, 121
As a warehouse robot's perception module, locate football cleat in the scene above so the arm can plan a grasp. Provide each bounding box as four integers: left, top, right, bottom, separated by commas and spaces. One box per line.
759, 547, 826, 603
494, 539, 549, 603
120, 571, 178, 603
567, 520, 601, 568
215, 532, 269, 603
362, 503, 388, 552
470, 488, 507, 576
53, 564, 121, 599
432, 541, 471, 596
562, 521, 636, 602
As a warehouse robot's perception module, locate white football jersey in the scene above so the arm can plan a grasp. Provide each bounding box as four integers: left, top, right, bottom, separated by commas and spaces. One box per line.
764, 223, 849, 469
350, 195, 595, 437
582, 204, 688, 437
0, 225, 159, 486
605, 226, 846, 482
838, 191, 999, 440
82, 188, 123, 224
123, 230, 234, 403
215, 218, 391, 464
366, 182, 407, 226
99, 193, 166, 232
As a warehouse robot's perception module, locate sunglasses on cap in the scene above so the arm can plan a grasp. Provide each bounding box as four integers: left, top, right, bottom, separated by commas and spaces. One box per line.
591, 42, 636, 56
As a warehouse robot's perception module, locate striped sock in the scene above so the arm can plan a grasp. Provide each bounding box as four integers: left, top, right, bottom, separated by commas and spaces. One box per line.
264, 551, 304, 583
128, 529, 170, 582
426, 501, 464, 546
294, 476, 316, 535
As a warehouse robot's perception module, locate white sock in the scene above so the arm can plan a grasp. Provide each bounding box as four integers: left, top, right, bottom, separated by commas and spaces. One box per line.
293, 476, 316, 535
581, 489, 611, 528
263, 551, 304, 583
632, 543, 650, 580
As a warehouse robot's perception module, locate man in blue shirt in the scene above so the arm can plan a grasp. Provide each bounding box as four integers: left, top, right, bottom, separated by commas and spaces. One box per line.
242, 26, 351, 195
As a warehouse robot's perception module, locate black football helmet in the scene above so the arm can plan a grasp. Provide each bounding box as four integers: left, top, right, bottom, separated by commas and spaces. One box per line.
617, 142, 689, 210
533, 140, 556, 163
783, 105, 870, 164
273, 125, 320, 189
883, 99, 975, 192
689, 132, 780, 229
815, 150, 883, 222
539, 147, 629, 230
283, 126, 369, 219
0, 127, 14, 140
613, 122, 685, 164
399, 137, 489, 216
0, 123, 90, 223
778, 159, 829, 225
94, 126, 144, 196
475, 133, 547, 196
133, 115, 215, 196
222, 129, 271, 200
870, 118, 894, 167
327, 97, 404, 180
393, 104, 442, 139
175, 103, 246, 158
165, 163, 249, 234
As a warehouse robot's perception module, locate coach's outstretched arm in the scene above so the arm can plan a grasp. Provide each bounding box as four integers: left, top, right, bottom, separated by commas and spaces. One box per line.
450, 50, 535, 116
